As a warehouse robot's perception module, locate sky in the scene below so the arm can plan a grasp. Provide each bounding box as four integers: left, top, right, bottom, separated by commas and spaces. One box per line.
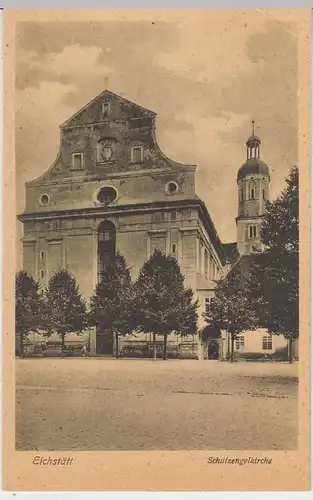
15, 10, 298, 267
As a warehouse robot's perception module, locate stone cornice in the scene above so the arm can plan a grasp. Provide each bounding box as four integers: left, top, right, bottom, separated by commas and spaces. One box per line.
18, 198, 226, 265
236, 215, 265, 222
18, 199, 196, 221
148, 229, 168, 235
26, 165, 196, 187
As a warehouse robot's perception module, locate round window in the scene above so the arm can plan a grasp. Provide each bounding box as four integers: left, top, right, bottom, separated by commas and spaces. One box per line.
97, 186, 118, 205
166, 181, 179, 195
39, 194, 50, 206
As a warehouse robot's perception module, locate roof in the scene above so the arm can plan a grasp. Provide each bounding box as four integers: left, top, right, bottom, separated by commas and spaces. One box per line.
237, 157, 270, 182
246, 134, 261, 144
222, 242, 239, 264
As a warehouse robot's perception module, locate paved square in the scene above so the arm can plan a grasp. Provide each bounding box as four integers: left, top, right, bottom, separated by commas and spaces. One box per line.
16, 358, 298, 451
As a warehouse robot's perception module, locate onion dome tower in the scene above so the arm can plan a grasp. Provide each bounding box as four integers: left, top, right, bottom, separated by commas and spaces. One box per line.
236, 121, 270, 256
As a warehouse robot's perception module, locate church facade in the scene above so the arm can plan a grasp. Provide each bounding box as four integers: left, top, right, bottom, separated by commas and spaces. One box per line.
18, 90, 225, 357
18, 90, 295, 360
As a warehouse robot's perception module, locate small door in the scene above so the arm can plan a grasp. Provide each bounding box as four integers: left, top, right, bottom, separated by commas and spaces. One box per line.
96, 329, 113, 355
207, 340, 219, 360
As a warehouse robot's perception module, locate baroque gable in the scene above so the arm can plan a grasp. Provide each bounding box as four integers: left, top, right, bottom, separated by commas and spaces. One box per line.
28, 90, 194, 186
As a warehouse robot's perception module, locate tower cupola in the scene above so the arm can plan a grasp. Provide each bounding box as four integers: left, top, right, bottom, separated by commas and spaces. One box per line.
236, 121, 271, 256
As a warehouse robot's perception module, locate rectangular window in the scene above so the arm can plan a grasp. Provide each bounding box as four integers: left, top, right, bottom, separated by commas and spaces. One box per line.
101, 102, 110, 117
152, 212, 165, 223
131, 146, 143, 163
40, 270, 45, 280
248, 225, 257, 238
172, 244, 176, 254
262, 336, 273, 350
72, 153, 84, 170
170, 211, 177, 221
40, 251, 45, 261
235, 336, 245, 349
204, 297, 211, 313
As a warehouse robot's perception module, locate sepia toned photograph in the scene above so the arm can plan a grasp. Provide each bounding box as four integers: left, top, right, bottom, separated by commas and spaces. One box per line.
2, 7, 310, 492
14, 10, 301, 453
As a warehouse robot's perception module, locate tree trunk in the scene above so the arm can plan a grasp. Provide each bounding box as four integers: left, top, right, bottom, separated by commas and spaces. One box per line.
230, 333, 235, 363
227, 332, 231, 360
288, 337, 293, 364
61, 333, 65, 357
153, 333, 157, 361
19, 334, 24, 359
163, 333, 168, 360
115, 332, 119, 359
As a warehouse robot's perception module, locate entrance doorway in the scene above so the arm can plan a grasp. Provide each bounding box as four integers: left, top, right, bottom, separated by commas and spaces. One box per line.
199, 324, 221, 361
207, 340, 219, 360
96, 330, 114, 355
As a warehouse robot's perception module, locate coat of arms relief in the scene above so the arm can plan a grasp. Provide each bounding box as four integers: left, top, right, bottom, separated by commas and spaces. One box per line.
98, 139, 114, 162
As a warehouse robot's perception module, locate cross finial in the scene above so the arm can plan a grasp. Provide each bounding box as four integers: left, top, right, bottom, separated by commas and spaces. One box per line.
104, 76, 109, 89
252, 120, 255, 136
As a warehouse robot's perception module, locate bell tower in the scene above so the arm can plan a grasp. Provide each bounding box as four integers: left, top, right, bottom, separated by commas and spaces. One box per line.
236, 121, 270, 256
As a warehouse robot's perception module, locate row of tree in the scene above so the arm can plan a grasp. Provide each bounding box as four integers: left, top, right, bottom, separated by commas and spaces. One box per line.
15, 251, 198, 359
205, 166, 299, 362
16, 166, 299, 362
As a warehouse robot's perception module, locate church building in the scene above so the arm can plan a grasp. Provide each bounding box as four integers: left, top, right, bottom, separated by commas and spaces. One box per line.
18, 90, 226, 357
18, 90, 295, 360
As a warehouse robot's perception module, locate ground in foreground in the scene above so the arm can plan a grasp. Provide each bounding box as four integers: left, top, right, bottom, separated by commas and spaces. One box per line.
16, 358, 298, 451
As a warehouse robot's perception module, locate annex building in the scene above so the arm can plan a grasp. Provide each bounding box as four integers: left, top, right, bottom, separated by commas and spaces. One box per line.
18, 90, 295, 360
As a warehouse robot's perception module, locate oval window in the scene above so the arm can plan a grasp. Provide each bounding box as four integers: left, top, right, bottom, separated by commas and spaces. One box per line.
97, 186, 118, 205
39, 194, 50, 206
166, 181, 178, 195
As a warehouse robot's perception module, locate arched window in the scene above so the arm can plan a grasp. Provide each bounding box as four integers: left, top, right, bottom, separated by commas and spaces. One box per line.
250, 187, 255, 200
97, 221, 116, 282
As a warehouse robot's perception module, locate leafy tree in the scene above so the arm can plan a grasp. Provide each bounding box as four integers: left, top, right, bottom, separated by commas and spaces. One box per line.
89, 252, 133, 359
205, 266, 258, 362
248, 166, 299, 362
261, 166, 298, 254
133, 250, 198, 360
15, 271, 45, 357
44, 268, 88, 351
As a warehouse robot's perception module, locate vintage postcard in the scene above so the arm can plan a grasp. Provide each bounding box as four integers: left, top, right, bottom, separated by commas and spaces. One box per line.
2, 8, 311, 492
